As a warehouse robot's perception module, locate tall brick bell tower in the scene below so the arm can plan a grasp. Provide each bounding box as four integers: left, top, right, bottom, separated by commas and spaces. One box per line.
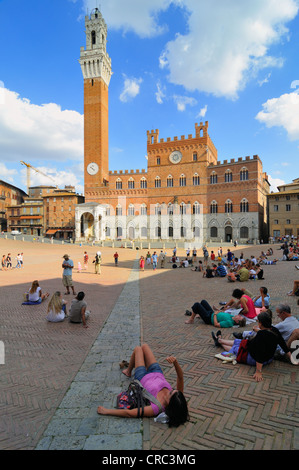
79, 8, 112, 202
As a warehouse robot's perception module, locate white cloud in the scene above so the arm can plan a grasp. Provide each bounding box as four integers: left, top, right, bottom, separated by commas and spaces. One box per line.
268, 175, 286, 192
258, 73, 272, 87
197, 105, 208, 118
20, 166, 84, 195
83, 0, 172, 38
256, 91, 299, 140
119, 76, 143, 102
84, 0, 299, 99
173, 95, 197, 111
155, 81, 166, 104
160, 0, 298, 99
0, 163, 17, 183
0, 88, 83, 162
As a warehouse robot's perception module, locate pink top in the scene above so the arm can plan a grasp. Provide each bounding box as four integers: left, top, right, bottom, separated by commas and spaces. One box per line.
140, 372, 172, 416
242, 295, 257, 319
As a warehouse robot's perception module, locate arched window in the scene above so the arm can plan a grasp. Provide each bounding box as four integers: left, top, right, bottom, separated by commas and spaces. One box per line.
128, 178, 135, 189
140, 177, 147, 189
167, 203, 173, 215
179, 174, 186, 187
168, 226, 174, 238
210, 172, 218, 184
240, 199, 249, 212
91, 31, 96, 45
128, 204, 135, 216
116, 205, 122, 216
155, 204, 161, 215
140, 204, 147, 215
240, 226, 249, 238
240, 167, 249, 181
210, 201, 218, 214
116, 178, 122, 190
225, 170, 233, 182
155, 176, 161, 188
225, 199, 233, 213
193, 202, 201, 215
210, 226, 218, 238
193, 173, 200, 186
180, 202, 186, 215
167, 175, 173, 187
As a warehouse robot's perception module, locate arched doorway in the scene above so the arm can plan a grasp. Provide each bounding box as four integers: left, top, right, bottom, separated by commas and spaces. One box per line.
81, 212, 94, 240
225, 225, 232, 242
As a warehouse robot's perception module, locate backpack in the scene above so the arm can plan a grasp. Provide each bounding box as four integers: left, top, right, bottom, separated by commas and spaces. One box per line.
116, 379, 162, 418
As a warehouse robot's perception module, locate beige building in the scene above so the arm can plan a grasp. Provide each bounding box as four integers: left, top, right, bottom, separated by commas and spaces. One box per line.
268, 178, 299, 240
0, 180, 27, 231
6, 185, 84, 239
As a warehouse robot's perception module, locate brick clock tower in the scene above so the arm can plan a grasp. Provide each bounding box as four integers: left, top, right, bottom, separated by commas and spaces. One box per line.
79, 8, 112, 202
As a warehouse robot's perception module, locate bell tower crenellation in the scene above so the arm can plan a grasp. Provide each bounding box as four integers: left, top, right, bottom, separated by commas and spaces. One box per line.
79, 8, 112, 199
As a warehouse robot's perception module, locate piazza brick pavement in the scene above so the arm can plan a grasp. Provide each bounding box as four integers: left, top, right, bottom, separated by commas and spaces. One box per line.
0, 238, 298, 450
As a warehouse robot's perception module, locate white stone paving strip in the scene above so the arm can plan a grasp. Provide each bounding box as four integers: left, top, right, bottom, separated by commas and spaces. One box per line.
36, 257, 143, 450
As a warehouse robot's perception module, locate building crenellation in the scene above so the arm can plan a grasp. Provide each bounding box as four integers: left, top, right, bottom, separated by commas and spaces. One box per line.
76, 9, 270, 243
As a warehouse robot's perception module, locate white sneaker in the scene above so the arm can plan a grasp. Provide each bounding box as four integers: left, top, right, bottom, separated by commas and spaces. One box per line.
295, 265, 299, 270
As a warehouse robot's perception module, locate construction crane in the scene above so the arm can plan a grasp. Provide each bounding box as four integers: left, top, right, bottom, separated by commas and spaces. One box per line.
20, 161, 56, 194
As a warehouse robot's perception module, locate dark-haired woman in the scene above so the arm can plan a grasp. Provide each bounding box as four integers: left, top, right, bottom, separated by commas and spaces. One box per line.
97, 343, 189, 428
215, 311, 291, 382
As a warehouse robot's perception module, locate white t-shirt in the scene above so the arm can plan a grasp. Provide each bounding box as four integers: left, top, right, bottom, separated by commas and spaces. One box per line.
28, 286, 41, 302
46, 309, 65, 322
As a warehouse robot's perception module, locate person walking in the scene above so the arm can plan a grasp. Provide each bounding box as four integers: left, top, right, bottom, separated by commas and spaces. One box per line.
93, 251, 102, 275
151, 251, 158, 270
114, 251, 119, 266
83, 251, 89, 270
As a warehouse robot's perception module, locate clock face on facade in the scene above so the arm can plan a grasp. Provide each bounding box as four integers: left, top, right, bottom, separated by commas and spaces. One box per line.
87, 162, 99, 175
169, 150, 182, 164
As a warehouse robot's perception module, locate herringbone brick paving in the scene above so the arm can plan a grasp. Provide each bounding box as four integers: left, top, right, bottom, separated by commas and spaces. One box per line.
0, 239, 136, 450
139, 246, 299, 450
0, 239, 298, 450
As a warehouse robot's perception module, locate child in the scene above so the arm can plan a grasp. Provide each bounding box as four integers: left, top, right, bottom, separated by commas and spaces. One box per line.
139, 256, 145, 271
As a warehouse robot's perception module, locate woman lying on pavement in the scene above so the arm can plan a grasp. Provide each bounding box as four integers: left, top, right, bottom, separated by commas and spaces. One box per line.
97, 343, 189, 428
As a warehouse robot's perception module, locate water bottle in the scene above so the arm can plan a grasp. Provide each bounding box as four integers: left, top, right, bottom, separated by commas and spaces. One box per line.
154, 412, 169, 424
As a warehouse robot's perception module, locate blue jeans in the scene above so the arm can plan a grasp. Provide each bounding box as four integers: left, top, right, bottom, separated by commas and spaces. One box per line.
134, 362, 163, 381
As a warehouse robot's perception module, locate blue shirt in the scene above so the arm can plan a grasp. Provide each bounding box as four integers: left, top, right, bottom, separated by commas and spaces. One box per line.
63, 258, 74, 275
216, 265, 227, 277
254, 295, 270, 308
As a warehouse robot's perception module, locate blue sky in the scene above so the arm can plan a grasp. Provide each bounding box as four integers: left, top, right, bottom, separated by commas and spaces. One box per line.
0, 0, 299, 195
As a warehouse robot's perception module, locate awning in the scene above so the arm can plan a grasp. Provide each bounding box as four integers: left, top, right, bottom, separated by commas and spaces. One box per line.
45, 229, 57, 235
20, 215, 42, 219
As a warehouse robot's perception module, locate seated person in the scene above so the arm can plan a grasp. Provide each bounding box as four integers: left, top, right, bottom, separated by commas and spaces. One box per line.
236, 266, 249, 282
215, 263, 227, 277
27, 280, 49, 303
287, 280, 299, 296
253, 287, 270, 309
179, 258, 189, 268
69, 291, 90, 328
227, 269, 237, 282
203, 265, 214, 278
185, 300, 246, 327
46, 291, 67, 322
212, 311, 290, 381
191, 260, 203, 272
